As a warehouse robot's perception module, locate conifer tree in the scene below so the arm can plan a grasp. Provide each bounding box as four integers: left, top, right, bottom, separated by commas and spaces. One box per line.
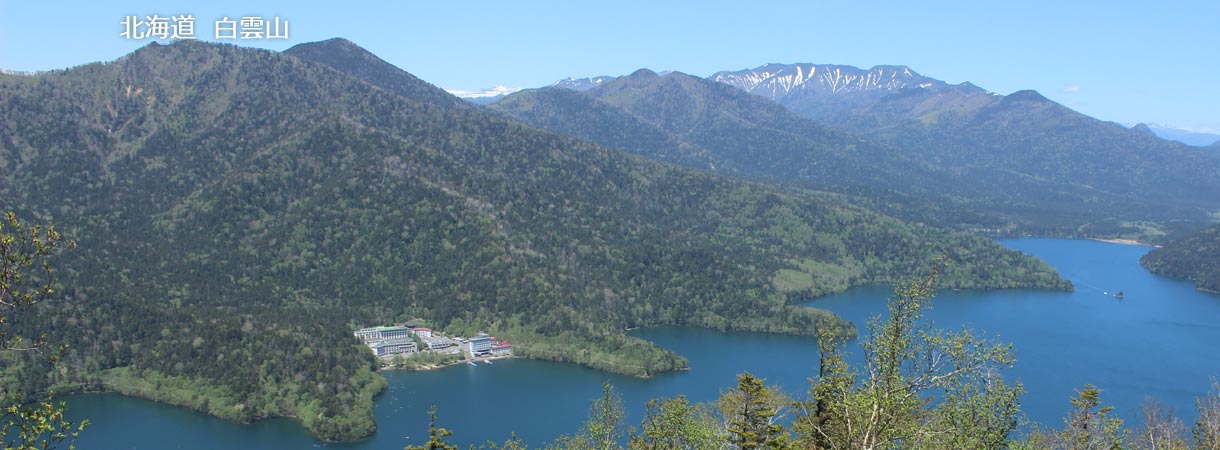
405, 406, 460, 450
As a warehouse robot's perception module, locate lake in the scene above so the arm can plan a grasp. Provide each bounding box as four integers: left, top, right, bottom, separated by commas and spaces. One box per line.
62, 238, 1220, 449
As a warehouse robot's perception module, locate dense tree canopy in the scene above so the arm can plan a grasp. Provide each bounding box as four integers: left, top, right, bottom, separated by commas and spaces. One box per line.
1141, 224, 1220, 292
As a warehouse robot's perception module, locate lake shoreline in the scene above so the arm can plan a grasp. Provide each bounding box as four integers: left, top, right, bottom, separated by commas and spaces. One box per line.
1089, 237, 1159, 247
64, 239, 1220, 449
379, 354, 518, 372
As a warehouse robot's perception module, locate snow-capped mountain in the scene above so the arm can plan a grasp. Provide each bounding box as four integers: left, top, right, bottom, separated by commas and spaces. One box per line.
551, 76, 619, 92
1130, 123, 1220, 147
0, 68, 37, 76
710, 63, 984, 101
708, 63, 991, 126
445, 85, 523, 99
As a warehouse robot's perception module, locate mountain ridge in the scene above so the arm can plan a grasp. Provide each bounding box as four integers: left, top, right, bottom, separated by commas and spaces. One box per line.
710, 63, 986, 99
1131, 122, 1220, 147
284, 38, 471, 110
551, 75, 620, 91
701, 62, 1220, 239
492, 66, 1220, 238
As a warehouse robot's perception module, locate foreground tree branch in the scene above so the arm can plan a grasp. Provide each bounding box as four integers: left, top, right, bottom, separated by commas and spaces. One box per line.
1, 211, 86, 450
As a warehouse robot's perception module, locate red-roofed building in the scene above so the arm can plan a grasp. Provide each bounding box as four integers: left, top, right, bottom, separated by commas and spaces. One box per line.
490, 341, 513, 356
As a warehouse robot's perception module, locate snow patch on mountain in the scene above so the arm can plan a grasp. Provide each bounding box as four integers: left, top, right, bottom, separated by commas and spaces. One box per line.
1130, 123, 1220, 147
0, 68, 39, 76
446, 85, 523, 99
710, 63, 982, 100
551, 76, 619, 91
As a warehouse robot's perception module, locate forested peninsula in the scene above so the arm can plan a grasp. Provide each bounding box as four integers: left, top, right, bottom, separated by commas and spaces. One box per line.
1142, 224, 1220, 292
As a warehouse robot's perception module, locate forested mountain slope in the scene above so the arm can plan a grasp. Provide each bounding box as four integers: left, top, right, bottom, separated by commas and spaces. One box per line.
283, 38, 471, 110
491, 72, 1004, 229
0, 40, 1067, 441
1141, 224, 1220, 292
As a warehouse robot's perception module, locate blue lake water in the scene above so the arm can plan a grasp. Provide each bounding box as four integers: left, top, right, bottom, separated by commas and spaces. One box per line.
62, 238, 1220, 449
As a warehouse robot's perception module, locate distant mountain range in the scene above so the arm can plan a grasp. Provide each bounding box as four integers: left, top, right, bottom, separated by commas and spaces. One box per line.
718, 64, 1220, 236
1131, 123, 1220, 147
476, 64, 1219, 151
490, 69, 1006, 227
550, 75, 620, 91
709, 63, 988, 120
490, 64, 1220, 240
452, 73, 653, 100
445, 85, 523, 105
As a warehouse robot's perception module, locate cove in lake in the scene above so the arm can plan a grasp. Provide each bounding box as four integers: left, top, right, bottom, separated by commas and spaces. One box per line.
63, 238, 1220, 449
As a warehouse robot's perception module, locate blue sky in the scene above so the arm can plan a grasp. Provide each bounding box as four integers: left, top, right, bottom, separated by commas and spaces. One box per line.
2, 0, 1217, 132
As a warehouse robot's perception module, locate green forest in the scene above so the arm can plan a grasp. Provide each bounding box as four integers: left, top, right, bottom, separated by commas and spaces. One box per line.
0, 40, 1069, 441
1141, 224, 1220, 292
